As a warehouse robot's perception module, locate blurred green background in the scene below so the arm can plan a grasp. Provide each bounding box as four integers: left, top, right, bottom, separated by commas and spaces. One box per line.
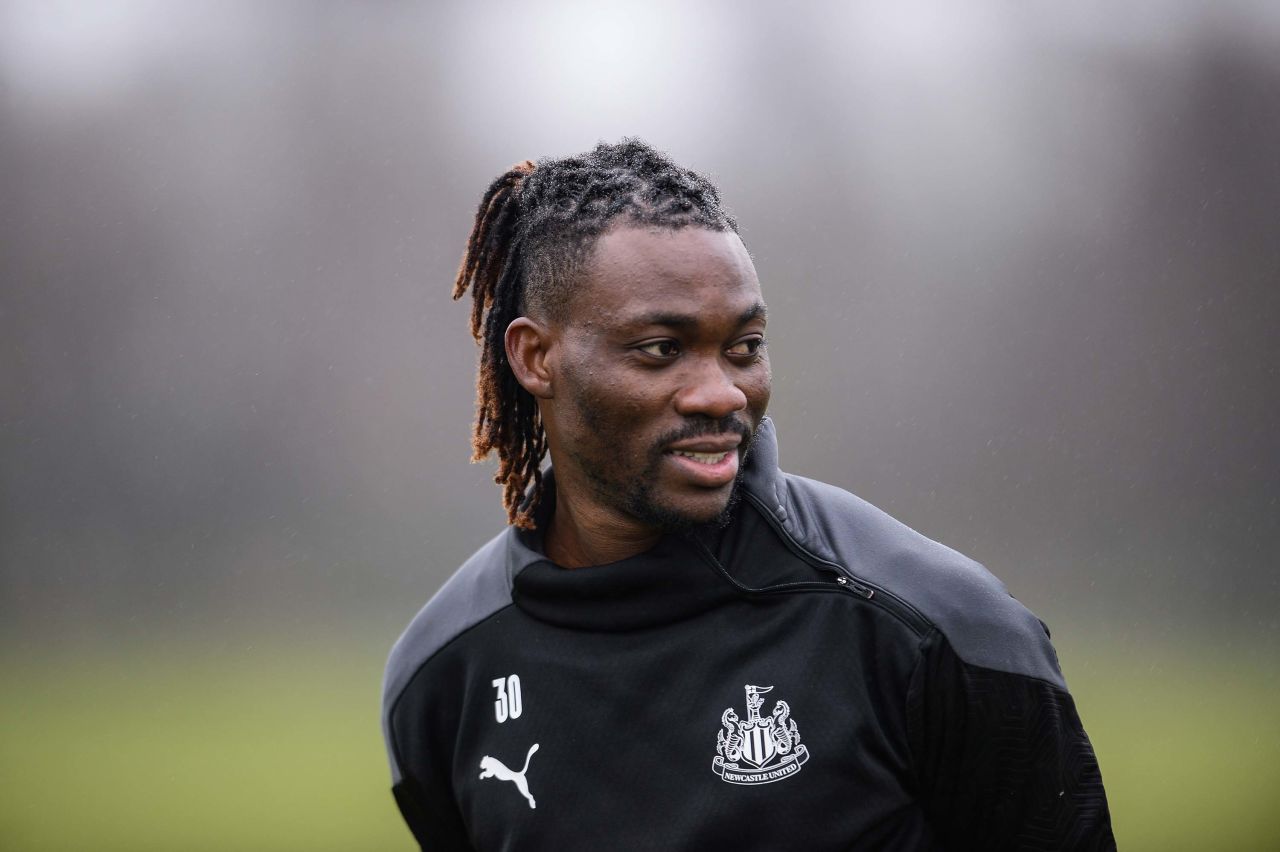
3, 631, 1278, 850
2, 1, 1278, 849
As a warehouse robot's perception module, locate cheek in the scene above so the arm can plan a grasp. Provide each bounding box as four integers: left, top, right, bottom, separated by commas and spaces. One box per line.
615, 384, 662, 419
574, 367, 661, 416
565, 375, 645, 436
744, 362, 772, 414
595, 390, 664, 445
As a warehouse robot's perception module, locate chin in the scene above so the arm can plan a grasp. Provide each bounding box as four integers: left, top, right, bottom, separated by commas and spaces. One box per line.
626, 485, 740, 533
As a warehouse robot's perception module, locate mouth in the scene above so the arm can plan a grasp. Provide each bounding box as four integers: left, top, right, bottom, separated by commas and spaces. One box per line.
664, 437, 743, 487
670, 449, 732, 465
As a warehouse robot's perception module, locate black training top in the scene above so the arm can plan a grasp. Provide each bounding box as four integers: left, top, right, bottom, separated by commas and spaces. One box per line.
382, 418, 1114, 850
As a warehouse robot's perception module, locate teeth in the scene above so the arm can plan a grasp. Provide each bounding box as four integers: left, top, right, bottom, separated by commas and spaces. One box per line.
673, 450, 729, 464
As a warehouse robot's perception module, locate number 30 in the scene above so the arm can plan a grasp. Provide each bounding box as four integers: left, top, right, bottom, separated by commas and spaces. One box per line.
492, 674, 522, 723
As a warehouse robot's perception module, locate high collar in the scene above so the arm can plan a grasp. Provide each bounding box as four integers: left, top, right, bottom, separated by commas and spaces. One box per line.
507, 417, 785, 632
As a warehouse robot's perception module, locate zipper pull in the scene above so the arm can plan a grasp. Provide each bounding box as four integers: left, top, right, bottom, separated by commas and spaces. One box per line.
834, 575, 874, 599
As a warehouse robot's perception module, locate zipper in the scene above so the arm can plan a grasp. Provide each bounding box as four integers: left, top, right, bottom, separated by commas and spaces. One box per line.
689, 535, 875, 601
833, 575, 874, 598
738, 490, 931, 634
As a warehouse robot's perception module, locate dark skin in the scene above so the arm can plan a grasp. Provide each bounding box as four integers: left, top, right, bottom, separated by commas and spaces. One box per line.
505, 225, 771, 568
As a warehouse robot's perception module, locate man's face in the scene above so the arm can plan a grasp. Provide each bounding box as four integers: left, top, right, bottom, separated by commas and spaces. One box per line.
541, 225, 771, 532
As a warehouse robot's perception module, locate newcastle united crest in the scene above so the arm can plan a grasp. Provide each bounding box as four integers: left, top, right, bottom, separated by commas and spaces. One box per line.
712, 684, 809, 785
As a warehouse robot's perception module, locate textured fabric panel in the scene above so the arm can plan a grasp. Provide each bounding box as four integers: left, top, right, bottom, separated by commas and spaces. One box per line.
907, 630, 1115, 851
383, 530, 516, 782
740, 415, 786, 517
767, 468, 1066, 689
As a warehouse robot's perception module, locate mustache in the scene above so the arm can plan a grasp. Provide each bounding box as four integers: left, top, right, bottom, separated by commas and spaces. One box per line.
654, 415, 754, 450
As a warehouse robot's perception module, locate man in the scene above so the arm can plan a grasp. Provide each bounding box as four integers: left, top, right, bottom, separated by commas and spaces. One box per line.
382, 140, 1114, 850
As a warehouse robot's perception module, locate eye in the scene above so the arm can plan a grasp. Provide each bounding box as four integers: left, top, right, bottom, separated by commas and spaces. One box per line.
637, 339, 681, 358
727, 336, 766, 357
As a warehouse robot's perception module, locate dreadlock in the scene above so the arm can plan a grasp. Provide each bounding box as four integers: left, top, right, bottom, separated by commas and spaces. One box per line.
451, 139, 739, 528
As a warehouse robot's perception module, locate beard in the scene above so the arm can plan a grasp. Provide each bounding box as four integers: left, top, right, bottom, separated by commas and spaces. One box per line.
567, 413, 758, 534
621, 467, 746, 532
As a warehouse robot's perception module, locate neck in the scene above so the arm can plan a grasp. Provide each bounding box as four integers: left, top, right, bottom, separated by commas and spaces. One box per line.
543, 481, 662, 569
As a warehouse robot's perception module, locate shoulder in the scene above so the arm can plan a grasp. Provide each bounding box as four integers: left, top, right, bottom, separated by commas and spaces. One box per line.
381, 528, 516, 727
775, 472, 1065, 689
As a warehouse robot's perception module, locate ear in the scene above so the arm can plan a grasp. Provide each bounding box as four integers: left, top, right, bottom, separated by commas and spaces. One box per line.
505, 317, 555, 399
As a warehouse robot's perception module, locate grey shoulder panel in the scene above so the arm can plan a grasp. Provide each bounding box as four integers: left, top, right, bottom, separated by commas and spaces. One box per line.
776, 473, 1065, 690
380, 528, 516, 781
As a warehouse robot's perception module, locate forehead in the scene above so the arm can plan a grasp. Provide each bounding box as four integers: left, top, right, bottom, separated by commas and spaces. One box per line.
571, 225, 762, 324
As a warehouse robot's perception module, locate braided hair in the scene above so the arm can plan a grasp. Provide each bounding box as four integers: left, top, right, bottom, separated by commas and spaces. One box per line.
452, 139, 739, 528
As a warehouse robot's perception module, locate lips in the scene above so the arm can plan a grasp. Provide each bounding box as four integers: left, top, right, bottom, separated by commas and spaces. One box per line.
665, 434, 743, 454
671, 449, 732, 465
664, 435, 743, 487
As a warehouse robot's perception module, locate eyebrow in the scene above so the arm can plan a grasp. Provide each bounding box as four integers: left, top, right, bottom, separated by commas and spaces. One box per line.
627, 301, 768, 330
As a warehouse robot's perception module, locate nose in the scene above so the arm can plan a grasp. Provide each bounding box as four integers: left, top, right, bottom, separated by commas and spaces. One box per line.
673, 356, 749, 420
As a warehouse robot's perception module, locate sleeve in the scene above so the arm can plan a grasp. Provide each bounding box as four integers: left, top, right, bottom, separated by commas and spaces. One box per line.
906, 627, 1116, 851
388, 770, 475, 851
384, 686, 477, 851
384, 695, 481, 844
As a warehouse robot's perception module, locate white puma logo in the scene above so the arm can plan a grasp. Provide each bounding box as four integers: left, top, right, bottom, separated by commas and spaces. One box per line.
478, 743, 539, 809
